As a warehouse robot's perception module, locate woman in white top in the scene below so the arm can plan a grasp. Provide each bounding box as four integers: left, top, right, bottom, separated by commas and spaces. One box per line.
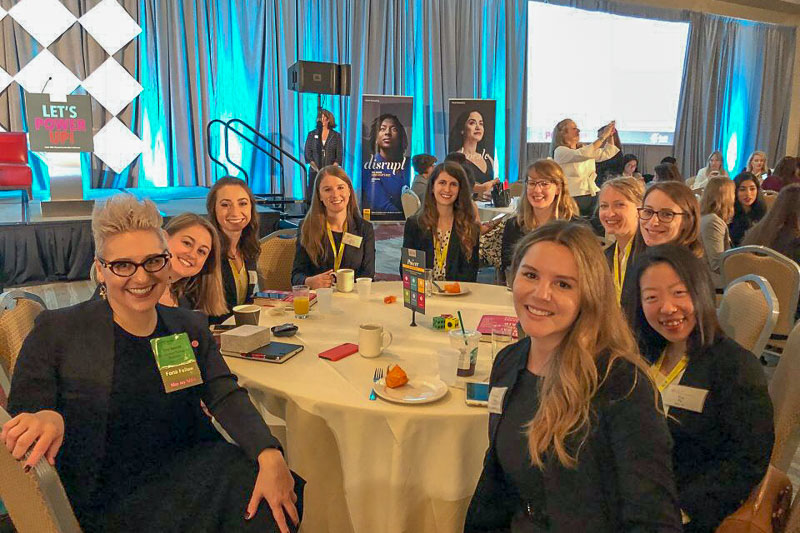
693, 151, 729, 190
551, 118, 620, 217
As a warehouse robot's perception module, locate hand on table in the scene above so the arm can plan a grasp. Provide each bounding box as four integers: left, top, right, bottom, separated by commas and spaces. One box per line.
247, 448, 298, 533
305, 270, 333, 289
1, 410, 64, 469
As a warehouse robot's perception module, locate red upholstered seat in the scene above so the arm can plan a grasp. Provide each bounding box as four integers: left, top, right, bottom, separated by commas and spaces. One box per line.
0, 133, 33, 199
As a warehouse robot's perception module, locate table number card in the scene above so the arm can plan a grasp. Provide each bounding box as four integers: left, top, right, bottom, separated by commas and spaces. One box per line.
401, 248, 426, 316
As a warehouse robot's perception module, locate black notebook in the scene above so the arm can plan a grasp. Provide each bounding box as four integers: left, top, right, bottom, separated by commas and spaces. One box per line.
220, 341, 303, 364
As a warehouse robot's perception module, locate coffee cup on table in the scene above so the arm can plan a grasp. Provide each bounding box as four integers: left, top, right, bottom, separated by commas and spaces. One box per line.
358, 323, 393, 358
332, 268, 355, 292
233, 304, 261, 326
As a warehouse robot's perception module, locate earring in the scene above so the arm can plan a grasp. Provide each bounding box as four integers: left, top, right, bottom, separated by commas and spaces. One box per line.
99, 283, 107, 300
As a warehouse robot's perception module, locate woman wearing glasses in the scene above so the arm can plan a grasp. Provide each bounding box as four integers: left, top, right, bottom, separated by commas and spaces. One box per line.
207, 177, 261, 315
624, 245, 772, 532
500, 159, 578, 276
4, 195, 303, 532
597, 177, 645, 304
637, 182, 703, 258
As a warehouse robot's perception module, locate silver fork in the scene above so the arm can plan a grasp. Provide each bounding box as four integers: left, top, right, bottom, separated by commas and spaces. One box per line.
369, 367, 383, 400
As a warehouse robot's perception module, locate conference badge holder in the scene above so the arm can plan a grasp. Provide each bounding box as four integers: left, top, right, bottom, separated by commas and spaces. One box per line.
150, 332, 204, 393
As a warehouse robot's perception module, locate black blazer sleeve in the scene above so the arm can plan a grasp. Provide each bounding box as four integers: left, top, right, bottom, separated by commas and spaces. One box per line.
674, 338, 773, 530
447, 224, 479, 282
598, 362, 682, 532
356, 219, 376, 279
7, 311, 60, 416
501, 218, 523, 274
401, 215, 433, 276
303, 130, 317, 165
181, 308, 281, 460
291, 224, 314, 286
328, 130, 343, 166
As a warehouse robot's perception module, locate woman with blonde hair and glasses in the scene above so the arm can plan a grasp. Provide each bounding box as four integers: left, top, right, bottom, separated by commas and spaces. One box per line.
598, 177, 645, 303
500, 159, 578, 275
699, 177, 735, 288
466, 220, 681, 532
4, 194, 303, 532
550, 118, 619, 217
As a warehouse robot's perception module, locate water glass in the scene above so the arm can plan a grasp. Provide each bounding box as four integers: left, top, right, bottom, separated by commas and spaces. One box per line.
316, 287, 333, 313
356, 277, 372, 301
292, 285, 310, 319
437, 348, 460, 386
424, 269, 433, 296
491, 326, 514, 362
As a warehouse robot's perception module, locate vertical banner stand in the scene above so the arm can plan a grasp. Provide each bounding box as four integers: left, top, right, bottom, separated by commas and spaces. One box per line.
401, 248, 426, 328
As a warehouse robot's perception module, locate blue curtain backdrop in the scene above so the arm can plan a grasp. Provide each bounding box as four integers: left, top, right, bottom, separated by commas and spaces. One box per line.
122, 0, 529, 196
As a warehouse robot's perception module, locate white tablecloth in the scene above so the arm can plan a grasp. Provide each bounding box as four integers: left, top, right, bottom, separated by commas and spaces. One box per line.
476, 198, 518, 222
224, 281, 516, 533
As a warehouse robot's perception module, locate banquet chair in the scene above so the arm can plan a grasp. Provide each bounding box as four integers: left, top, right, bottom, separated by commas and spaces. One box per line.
400, 189, 420, 219
716, 275, 779, 357
0, 291, 46, 379
768, 320, 800, 473
508, 180, 524, 198
721, 246, 800, 357
786, 492, 800, 533
256, 229, 297, 291
0, 132, 33, 222
0, 406, 81, 533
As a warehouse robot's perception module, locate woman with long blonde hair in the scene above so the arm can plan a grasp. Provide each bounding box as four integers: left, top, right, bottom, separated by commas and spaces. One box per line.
699, 177, 735, 287
292, 165, 375, 288
466, 220, 681, 532
745, 150, 770, 179
500, 159, 578, 275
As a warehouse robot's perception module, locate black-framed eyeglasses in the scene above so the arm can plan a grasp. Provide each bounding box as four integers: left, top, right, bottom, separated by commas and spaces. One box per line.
526, 179, 553, 190
97, 253, 172, 277
637, 207, 687, 223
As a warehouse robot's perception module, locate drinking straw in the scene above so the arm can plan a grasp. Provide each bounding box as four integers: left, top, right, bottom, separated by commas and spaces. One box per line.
457, 310, 468, 346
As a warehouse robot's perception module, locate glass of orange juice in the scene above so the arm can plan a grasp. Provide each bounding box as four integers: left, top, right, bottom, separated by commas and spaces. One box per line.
292, 285, 310, 319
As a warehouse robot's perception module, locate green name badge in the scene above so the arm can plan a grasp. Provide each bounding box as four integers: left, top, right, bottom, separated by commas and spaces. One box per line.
150, 332, 204, 393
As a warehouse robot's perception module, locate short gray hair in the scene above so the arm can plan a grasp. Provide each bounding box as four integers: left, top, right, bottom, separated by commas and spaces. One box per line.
91, 194, 166, 257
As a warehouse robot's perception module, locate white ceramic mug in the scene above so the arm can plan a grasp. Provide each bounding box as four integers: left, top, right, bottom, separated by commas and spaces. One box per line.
332, 268, 355, 292
358, 323, 393, 358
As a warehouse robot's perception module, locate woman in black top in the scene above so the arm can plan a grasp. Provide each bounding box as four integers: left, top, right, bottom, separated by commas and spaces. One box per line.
729, 172, 767, 246
292, 166, 375, 288
466, 221, 681, 532
402, 161, 480, 281
207, 177, 260, 314
303, 109, 343, 201
3, 195, 303, 532
448, 110, 499, 199
500, 159, 578, 275
625, 245, 773, 532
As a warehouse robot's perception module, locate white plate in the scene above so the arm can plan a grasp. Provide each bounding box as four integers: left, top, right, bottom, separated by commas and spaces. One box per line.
374, 378, 449, 404
433, 286, 471, 297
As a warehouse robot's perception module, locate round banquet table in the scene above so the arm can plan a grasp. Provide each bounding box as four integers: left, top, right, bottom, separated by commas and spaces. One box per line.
476, 197, 518, 222
223, 281, 517, 533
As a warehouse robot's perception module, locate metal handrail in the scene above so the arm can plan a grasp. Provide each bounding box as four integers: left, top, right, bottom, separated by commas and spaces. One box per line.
227, 118, 308, 199
206, 119, 229, 175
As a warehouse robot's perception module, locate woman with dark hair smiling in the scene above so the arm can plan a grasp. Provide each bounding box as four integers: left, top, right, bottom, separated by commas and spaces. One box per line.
729, 172, 767, 246
402, 161, 480, 281
624, 244, 773, 532
292, 166, 375, 288
207, 177, 260, 314
448, 109, 500, 192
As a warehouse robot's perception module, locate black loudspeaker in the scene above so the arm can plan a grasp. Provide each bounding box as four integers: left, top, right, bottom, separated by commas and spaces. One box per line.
287, 61, 351, 96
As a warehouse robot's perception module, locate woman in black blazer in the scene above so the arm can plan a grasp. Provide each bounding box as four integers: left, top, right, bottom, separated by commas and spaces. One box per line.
207, 177, 260, 313
402, 161, 480, 282
3, 195, 302, 532
597, 177, 645, 304
625, 244, 773, 532
303, 109, 343, 202
292, 166, 375, 288
466, 221, 681, 532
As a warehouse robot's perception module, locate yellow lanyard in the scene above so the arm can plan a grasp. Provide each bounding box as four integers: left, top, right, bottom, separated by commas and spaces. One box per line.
651, 351, 689, 392
434, 231, 450, 273
326, 221, 347, 271
613, 239, 633, 303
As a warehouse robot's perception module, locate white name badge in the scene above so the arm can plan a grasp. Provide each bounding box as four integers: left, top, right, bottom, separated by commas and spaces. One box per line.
662, 384, 709, 413
488, 386, 507, 415
248, 270, 258, 285
342, 232, 363, 248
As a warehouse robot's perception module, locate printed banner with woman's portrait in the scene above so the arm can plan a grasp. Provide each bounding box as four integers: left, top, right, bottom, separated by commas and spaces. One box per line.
448, 99, 497, 185
361, 95, 413, 221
